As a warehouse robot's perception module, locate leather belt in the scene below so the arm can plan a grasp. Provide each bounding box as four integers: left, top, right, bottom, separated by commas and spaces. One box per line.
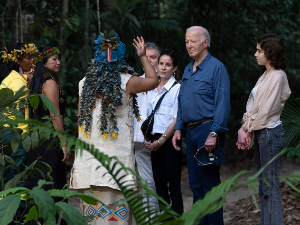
187, 118, 213, 129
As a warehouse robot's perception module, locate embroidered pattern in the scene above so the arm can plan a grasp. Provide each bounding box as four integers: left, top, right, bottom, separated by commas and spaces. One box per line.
82, 202, 129, 222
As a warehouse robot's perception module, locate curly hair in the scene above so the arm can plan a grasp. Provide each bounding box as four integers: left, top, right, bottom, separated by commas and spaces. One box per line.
255, 33, 286, 70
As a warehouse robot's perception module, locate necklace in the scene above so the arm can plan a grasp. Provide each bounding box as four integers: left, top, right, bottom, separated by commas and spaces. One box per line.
44, 73, 64, 103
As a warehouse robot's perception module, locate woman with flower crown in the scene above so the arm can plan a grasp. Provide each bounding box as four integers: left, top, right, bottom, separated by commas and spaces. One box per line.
0, 42, 37, 190
70, 31, 158, 224
26, 46, 69, 203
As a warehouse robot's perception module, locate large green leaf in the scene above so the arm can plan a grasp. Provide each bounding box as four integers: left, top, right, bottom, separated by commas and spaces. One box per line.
0, 87, 28, 111
29, 187, 56, 224
0, 195, 21, 225
40, 95, 57, 116
0, 187, 29, 196
55, 202, 86, 225
22, 132, 31, 152
39, 126, 51, 141
30, 130, 39, 149
24, 205, 39, 223
10, 139, 18, 153
0, 89, 15, 110
29, 95, 40, 110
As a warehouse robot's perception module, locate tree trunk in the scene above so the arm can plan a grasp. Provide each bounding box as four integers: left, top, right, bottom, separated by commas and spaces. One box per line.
97, 0, 101, 33
17, 0, 23, 42
84, 0, 89, 40
59, 0, 69, 83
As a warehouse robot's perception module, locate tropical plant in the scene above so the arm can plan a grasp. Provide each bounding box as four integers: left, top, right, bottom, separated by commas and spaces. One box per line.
1, 87, 300, 225
281, 97, 300, 158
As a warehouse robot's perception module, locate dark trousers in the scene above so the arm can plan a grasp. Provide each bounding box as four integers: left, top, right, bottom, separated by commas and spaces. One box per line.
186, 122, 224, 225
151, 133, 183, 215
254, 125, 285, 225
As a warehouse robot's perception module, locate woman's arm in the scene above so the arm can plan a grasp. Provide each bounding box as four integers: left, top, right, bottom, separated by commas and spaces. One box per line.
43, 79, 69, 162
146, 118, 177, 151
126, 36, 159, 94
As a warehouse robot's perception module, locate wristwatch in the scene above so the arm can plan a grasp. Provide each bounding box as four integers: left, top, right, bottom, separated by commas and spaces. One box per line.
209, 131, 218, 137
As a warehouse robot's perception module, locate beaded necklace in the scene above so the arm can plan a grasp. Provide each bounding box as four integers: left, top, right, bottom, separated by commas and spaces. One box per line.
44, 73, 64, 103
78, 30, 140, 139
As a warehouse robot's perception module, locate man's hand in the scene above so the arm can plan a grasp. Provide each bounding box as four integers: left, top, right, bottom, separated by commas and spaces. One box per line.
172, 130, 182, 151
133, 36, 146, 57
204, 134, 217, 151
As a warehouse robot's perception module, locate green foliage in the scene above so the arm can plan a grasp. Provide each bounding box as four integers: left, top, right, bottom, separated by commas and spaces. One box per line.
1, 1, 300, 150
0, 195, 21, 225
281, 98, 300, 158
0, 184, 100, 225
0, 88, 299, 224
29, 187, 57, 224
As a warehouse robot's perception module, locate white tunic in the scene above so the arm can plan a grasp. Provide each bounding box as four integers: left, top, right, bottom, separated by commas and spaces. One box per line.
70, 73, 135, 191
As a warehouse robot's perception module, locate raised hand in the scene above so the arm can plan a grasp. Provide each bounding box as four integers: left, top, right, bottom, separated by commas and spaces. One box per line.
133, 36, 146, 57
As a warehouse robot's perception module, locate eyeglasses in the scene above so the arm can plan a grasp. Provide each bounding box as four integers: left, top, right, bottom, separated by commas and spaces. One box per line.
194, 146, 216, 166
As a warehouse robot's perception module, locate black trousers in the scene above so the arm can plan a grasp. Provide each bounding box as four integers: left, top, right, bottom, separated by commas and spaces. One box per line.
150, 133, 183, 215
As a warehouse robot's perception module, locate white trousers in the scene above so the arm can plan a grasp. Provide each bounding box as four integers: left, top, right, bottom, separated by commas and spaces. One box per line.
134, 142, 158, 211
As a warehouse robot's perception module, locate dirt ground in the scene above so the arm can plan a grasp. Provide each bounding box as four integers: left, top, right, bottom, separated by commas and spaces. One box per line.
181, 158, 300, 225
68, 157, 300, 224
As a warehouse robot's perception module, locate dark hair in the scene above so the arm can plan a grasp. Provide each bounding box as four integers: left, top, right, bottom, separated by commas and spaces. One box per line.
255, 33, 286, 70
0, 42, 24, 83
158, 49, 178, 76
30, 46, 53, 94
145, 42, 161, 56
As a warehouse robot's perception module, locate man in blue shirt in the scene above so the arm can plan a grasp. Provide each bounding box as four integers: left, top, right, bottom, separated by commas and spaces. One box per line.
172, 26, 230, 225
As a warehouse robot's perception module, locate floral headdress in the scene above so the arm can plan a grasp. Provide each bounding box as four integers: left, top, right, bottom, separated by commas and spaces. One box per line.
78, 30, 140, 139
32, 47, 60, 64
1, 43, 37, 63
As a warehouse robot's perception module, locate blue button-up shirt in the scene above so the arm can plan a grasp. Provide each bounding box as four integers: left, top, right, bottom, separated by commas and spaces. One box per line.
174, 53, 230, 133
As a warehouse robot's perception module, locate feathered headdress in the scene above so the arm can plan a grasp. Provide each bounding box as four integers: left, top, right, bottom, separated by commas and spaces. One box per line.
78, 30, 140, 139
1, 43, 37, 62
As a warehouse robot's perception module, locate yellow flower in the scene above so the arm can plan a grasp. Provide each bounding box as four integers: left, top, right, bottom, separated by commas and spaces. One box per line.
103, 133, 108, 139
83, 131, 89, 138
78, 126, 83, 132
112, 132, 118, 138
137, 116, 141, 122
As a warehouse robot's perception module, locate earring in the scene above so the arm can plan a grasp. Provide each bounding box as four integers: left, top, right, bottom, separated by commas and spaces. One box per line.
19, 67, 23, 75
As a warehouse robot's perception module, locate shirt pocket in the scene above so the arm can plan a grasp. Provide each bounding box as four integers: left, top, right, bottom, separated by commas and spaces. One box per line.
156, 106, 174, 128
194, 77, 213, 97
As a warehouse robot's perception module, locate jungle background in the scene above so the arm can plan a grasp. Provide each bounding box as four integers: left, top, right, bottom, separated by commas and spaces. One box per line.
1, 0, 300, 161
1, 0, 300, 224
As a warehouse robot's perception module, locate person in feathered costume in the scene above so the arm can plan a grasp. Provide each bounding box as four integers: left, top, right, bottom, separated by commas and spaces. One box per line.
70, 30, 158, 225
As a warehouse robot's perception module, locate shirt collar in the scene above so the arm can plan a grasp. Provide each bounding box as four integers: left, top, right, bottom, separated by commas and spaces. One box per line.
188, 52, 211, 72
162, 76, 176, 91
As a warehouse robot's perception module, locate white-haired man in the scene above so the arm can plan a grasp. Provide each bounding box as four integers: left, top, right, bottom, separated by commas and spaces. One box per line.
172, 26, 230, 224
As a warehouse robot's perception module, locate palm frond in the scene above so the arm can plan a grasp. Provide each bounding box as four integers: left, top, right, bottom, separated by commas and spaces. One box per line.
281, 98, 300, 157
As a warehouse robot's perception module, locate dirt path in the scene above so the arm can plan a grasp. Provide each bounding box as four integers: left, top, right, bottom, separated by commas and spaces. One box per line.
181, 158, 300, 224
68, 158, 299, 223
